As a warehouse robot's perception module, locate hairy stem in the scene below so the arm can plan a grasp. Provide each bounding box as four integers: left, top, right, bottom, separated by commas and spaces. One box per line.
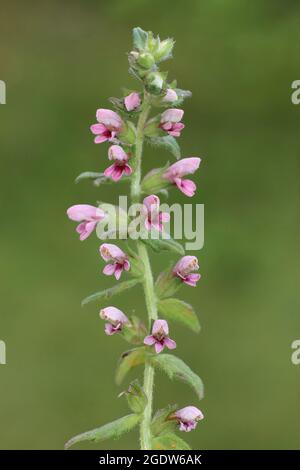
131, 92, 157, 450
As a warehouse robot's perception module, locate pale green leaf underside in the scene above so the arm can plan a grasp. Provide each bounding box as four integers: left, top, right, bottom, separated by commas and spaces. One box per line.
65, 414, 141, 449
148, 135, 181, 160
115, 347, 147, 385
157, 298, 200, 333
150, 354, 204, 400
140, 234, 184, 256
81, 279, 140, 306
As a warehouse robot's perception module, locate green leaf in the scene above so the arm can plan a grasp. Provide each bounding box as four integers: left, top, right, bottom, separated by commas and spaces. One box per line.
140, 230, 184, 256
75, 171, 107, 184
115, 347, 147, 385
155, 267, 183, 299
121, 379, 148, 414
151, 404, 178, 437
150, 354, 204, 400
65, 414, 141, 449
148, 135, 181, 160
157, 298, 200, 333
152, 433, 191, 450
132, 27, 148, 50
141, 163, 170, 194
81, 279, 140, 306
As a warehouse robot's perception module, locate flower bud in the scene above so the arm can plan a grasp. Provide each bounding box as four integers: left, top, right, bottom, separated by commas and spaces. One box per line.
124, 92, 141, 112
173, 406, 204, 432
137, 52, 155, 69
99, 306, 129, 335
122, 380, 148, 414
173, 255, 201, 287
146, 72, 165, 95
162, 88, 178, 103
153, 38, 174, 62
100, 243, 130, 280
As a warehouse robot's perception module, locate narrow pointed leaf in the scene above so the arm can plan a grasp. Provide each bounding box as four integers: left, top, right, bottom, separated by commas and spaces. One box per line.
150, 354, 204, 400
152, 433, 191, 450
157, 298, 200, 333
116, 347, 147, 385
81, 279, 140, 306
65, 414, 141, 449
148, 136, 181, 160
75, 171, 108, 185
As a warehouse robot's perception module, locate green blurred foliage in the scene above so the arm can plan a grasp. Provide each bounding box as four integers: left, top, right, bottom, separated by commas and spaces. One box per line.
0, 0, 300, 449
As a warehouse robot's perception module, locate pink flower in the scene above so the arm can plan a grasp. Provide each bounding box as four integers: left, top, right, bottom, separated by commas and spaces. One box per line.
67, 204, 106, 241
142, 195, 170, 232
99, 243, 130, 280
160, 108, 184, 137
90, 109, 123, 144
163, 157, 201, 197
174, 406, 204, 432
162, 88, 178, 103
100, 306, 129, 336
173, 256, 201, 287
144, 319, 176, 354
124, 92, 141, 111
104, 145, 132, 181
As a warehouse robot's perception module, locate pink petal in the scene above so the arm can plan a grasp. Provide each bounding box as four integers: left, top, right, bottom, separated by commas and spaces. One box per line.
123, 259, 131, 271
124, 92, 141, 111
103, 264, 116, 276
176, 179, 197, 197
94, 135, 109, 144
67, 204, 103, 222
90, 123, 106, 135
183, 273, 201, 287
96, 109, 123, 129
155, 342, 164, 354
104, 323, 115, 335
161, 108, 184, 123
124, 164, 133, 176
164, 337, 177, 350
108, 145, 128, 162
162, 88, 178, 103
104, 164, 116, 177
114, 265, 123, 280
100, 243, 126, 261
100, 307, 129, 324
111, 165, 124, 181
152, 319, 169, 336
144, 335, 156, 346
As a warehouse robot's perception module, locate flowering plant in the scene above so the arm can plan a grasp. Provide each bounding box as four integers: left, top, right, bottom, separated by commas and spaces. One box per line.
65, 27, 204, 451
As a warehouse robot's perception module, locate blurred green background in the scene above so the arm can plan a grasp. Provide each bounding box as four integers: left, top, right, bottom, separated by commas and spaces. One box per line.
1, 0, 299, 450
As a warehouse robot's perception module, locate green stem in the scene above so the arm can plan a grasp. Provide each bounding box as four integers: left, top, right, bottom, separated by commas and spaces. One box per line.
130, 92, 157, 450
